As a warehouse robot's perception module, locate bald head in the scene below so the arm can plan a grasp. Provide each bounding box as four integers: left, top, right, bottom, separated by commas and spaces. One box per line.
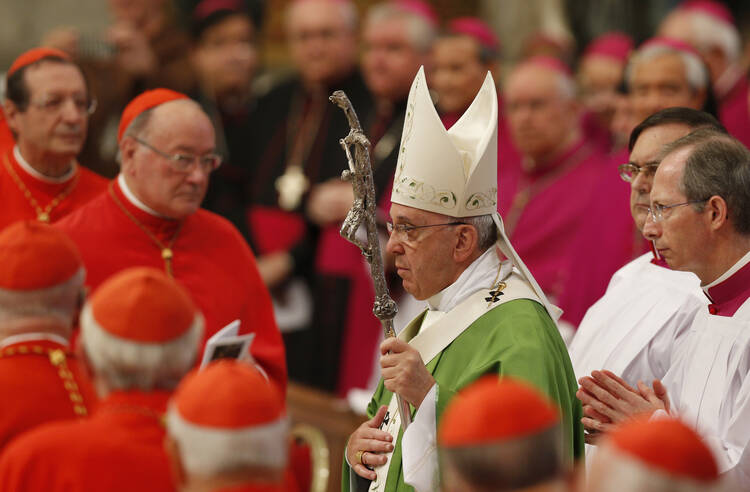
504, 62, 580, 163
286, 0, 358, 85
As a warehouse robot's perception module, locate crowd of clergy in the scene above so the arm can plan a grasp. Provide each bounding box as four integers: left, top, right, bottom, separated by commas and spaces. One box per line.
2, 0, 750, 490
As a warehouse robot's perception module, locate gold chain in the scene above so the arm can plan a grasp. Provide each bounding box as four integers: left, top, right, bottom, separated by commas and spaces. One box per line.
0, 345, 88, 417
108, 182, 183, 277
2, 153, 80, 223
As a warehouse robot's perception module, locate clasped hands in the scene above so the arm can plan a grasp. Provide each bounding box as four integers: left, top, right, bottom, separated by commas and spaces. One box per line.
577, 370, 670, 444
347, 338, 435, 479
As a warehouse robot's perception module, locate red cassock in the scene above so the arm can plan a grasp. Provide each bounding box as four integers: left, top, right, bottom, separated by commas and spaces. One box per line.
214, 485, 287, 492
0, 148, 107, 230
0, 390, 175, 492
0, 108, 13, 153
498, 139, 608, 306
55, 180, 287, 391
0, 337, 96, 450
718, 76, 750, 149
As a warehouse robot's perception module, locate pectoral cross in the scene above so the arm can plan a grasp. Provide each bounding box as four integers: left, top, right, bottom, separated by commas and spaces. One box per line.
275, 165, 309, 211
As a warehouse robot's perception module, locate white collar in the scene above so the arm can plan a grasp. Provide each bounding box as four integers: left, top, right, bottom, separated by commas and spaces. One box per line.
117, 174, 168, 218
703, 250, 750, 295
427, 247, 502, 313
0, 332, 69, 350
13, 145, 76, 184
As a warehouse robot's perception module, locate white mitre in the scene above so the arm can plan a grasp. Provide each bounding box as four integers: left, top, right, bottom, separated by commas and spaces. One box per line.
391, 66, 560, 320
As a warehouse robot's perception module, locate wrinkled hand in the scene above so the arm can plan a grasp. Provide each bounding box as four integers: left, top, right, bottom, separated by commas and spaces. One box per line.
380, 338, 435, 409
306, 179, 354, 226
577, 370, 668, 435
41, 26, 80, 57
346, 405, 394, 480
108, 22, 156, 77
256, 251, 293, 289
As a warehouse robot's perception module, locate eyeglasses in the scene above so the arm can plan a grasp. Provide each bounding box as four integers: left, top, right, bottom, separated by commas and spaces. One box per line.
618, 162, 659, 183
646, 199, 707, 223
386, 221, 464, 243
133, 137, 222, 173
30, 95, 97, 115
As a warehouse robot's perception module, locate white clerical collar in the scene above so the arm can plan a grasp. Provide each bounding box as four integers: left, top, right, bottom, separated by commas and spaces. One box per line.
0, 332, 69, 350
117, 174, 168, 218
427, 246, 502, 313
703, 250, 750, 295
13, 145, 76, 184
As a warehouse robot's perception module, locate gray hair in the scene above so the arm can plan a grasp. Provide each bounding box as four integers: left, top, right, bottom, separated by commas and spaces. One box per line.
685, 11, 741, 63
626, 44, 709, 92
0, 269, 84, 328
365, 3, 436, 54
659, 128, 750, 235
456, 214, 497, 252
440, 424, 567, 490
285, 0, 358, 33
81, 305, 204, 391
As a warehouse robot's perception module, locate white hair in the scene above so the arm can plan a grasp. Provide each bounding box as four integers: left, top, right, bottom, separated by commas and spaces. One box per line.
0, 268, 84, 328
684, 11, 741, 63
166, 407, 289, 477
365, 3, 436, 53
626, 44, 709, 92
80, 304, 203, 391
592, 444, 725, 492
285, 0, 358, 33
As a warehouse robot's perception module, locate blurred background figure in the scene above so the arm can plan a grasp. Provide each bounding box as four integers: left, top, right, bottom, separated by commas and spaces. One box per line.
42, 0, 197, 177
0, 267, 203, 491
577, 32, 633, 154
586, 418, 722, 492
500, 55, 607, 334
439, 377, 574, 492
1, 47, 106, 230
0, 221, 95, 450
658, 0, 750, 147
166, 360, 291, 492
189, 0, 259, 238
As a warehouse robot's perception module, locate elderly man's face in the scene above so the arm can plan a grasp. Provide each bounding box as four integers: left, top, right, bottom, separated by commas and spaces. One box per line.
643, 146, 710, 274
577, 56, 623, 128
192, 14, 257, 98
6, 62, 89, 162
431, 36, 489, 115
286, 0, 357, 85
629, 53, 705, 124
122, 101, 215, 219
627, 123, 691, 231
505, 65, 579, 162
385, 203, 462, 300
362, 17, 423, 102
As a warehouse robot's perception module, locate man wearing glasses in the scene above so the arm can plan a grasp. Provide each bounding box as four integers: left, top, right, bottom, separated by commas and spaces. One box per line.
0, 47, 106, 229
343, 67, 582, 492
578, 128, 750, 488
570, 108, 725, 448
55, 89, 287, 392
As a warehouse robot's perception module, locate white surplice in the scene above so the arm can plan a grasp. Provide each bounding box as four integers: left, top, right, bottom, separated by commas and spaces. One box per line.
660, 251, 750, 488
570, 252, 705, 386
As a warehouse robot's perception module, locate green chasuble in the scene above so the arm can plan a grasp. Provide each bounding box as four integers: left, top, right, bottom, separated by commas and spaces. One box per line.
342, 298, 584, 492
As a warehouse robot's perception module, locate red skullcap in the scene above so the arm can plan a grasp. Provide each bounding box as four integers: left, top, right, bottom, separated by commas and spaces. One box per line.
439, 376, 559, 447
117, 88, 188, 142
174, 360, 284, 428
90, 267, 197, 343
523, 55, 573, 76
640, 36, 702, 59
609, 417, 719, 482
393, 0, 438, 27
680, 0, 734, 25
193, 0, 244, 20
583, 32, 634, 63
448, 17, 500, 52
8, 47, 71, 77
0, 221, 82, 290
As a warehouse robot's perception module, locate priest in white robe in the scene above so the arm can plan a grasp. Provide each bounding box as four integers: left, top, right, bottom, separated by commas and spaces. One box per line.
578, 128, 750, 489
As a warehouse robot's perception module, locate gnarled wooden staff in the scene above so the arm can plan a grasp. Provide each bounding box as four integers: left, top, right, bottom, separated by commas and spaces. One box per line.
330, 90, 411, 429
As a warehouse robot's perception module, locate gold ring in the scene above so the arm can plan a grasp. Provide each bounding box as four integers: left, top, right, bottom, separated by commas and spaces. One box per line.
355, 450, 365, 465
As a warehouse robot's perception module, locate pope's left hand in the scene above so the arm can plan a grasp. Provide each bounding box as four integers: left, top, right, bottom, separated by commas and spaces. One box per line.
577, 370, 668, 433
380, 337, 435, 409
